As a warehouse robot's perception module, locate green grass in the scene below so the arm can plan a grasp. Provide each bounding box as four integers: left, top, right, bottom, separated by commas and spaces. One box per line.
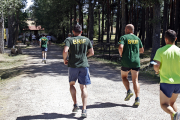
0, 54, 27, 81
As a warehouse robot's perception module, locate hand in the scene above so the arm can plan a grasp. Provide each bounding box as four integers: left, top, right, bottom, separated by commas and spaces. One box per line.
64, 59, 68, 65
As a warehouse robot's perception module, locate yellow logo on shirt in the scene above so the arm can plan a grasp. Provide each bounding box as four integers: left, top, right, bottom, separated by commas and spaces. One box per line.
42, 39, 47, 41
128, 40, 138, 44
73, 39, 86, 44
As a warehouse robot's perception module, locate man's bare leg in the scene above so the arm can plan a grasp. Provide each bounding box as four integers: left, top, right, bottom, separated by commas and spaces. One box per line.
121, 70, 130, 91
69, 81, 77, 105
131, 70, 140, 98
80, 84, 88, 110
42, 51, 44, 60
160, 91, 178, 120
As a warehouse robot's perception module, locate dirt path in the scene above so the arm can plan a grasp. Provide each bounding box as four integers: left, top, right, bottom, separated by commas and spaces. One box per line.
0, 44, 180, 120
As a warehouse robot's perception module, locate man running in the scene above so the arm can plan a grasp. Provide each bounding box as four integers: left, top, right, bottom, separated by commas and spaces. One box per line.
39, 34, 49, 64
118, 24, 144, 107
153, 29, 180, 120
63, 24, 94, 118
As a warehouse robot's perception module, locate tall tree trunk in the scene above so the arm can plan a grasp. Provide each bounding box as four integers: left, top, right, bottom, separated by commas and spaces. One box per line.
8, 15, 14, 48
98, 7, 101, 42
151, 3, 161, 61
15, 9, 20, 43
101, 3, 105, 43
145, 7, 150, 49
134, 0, 137, 35
162, 0, 169, 46
141, 7, 145, 45
0, 15, 4, 54
170, 0, 174, 29
74, 4, 77, 25
88, 0, 96, 40
121, 0, 126, 35
70, 9, 72, 33
115, 0, 120, 45
125, 0, 129, 23
106, 0, 110, 43
174, 0, 180, 43
149, 7, 153, 48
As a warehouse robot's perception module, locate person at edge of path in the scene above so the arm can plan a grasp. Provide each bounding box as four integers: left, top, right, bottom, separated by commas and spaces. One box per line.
39, 34, 49, 64
153, 29, 180, 120
32, 34, 36, 45
63, 24, 94, 118
118, 24, 144, 107
46, 34, 52, 45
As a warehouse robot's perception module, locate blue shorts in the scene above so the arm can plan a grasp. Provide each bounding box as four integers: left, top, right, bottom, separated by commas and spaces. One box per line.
68, 67, 91, 85
41, 47, 48, 51
160, 83, 180, 98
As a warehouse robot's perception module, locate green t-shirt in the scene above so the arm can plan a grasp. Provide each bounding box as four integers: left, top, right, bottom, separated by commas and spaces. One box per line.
64, 36, 93, 68
153, 44, 180, 84
40, 37, 48, 48
118, 34, 143, 68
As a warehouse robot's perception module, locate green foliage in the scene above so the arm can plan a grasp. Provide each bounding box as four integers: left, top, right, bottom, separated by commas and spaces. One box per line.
0, 0, 26, 16
32, 0, 76, 37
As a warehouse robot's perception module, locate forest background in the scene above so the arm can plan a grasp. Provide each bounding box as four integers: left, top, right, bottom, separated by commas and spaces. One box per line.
0, 0, 180, 62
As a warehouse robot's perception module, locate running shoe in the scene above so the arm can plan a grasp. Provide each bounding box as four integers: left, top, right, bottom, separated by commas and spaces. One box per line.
133, 98, 140, 107
124, 90, 133, 101
174, 112, 180, 120
72, 104, 80, 112
42, 60, 44, 63
81, 109, 87, 118
44, 60, 46, 64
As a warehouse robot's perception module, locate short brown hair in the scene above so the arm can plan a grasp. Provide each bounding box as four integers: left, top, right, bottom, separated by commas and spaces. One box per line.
73, 24, 82, 33
165, 29, 177, 43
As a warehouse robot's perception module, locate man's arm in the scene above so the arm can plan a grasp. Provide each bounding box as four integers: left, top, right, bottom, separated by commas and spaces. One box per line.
153, 60, 161, 74
139, 47, 144, 53
87, 47, 94, 57
118, 44, 124, 57
39, 41, 41, 47
63, 46, 69, 65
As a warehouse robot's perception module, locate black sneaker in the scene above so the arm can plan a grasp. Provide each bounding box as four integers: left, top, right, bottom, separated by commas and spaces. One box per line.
81, 109, 87, 118
72, 104, 80, 112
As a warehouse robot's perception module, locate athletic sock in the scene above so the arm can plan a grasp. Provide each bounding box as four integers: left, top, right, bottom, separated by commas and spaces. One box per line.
173, 112, 177, 117
135, 97, 139, 100
127, 89, 131, 93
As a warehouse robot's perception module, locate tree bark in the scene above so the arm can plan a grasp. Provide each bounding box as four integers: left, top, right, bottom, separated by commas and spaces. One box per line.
141, 7, 145, 45
88, 0, 96, 40
151, 3, 161, 61
70, 9, 72, 33
101, 3, 105, 43
8, 15, 14, 48
98, 6, 101, 42
74, 4, 77, 25
121, 0, 126, 35
115, 0, 120, 45
174, 0, 180, 43
0, 15, 4, 54
162, 0, 169, 46
106, 0, 110, 43
145, 7, 150, 49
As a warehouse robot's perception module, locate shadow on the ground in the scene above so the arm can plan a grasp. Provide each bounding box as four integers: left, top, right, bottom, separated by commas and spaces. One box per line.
16, 102, 133, 120
16, 113, 84, 120
86, 102, 133, 109
3, 44, 159, 84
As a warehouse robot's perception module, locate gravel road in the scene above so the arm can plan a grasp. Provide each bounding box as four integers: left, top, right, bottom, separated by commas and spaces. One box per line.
0, 44, 179, 120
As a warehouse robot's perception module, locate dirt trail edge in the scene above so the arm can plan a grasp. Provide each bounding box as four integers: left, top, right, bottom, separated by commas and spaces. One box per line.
0, 44, 179, 120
